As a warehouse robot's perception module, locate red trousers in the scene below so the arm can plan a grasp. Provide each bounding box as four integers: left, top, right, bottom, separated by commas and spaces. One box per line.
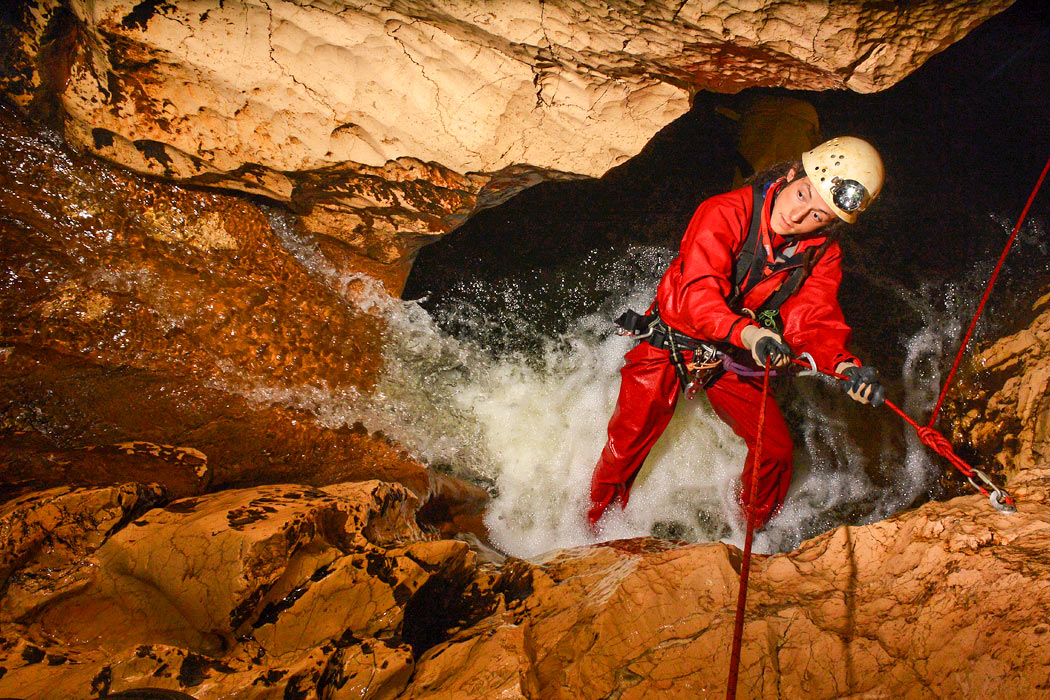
589, 341, 793, 528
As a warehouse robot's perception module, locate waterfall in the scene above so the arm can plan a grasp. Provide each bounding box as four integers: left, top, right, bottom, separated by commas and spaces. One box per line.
257, 210, 1045, 560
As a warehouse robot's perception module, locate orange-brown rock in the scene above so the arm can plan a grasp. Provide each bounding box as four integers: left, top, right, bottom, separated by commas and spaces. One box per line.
410, 482, 1050, 699
0, 343, 430, 499
2, 468, 1049, 699
0, 483, 163, 621
0, 481, 489, 699
0, 96, 453, 512
416, 471, 491, 542
0, 430, 210, 503
289, 158, 487, 292
945, 291, 1050, 485
0, 100, 380, 392
2, 1, 1012, 178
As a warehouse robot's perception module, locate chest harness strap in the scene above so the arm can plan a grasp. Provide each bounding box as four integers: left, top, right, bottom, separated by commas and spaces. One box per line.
615, 183, 830, 396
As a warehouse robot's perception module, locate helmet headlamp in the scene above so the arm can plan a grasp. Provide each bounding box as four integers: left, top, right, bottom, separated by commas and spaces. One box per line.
829, 177, 869, 214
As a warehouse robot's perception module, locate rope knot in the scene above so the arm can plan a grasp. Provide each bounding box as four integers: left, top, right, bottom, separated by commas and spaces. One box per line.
916, 426, 974, 477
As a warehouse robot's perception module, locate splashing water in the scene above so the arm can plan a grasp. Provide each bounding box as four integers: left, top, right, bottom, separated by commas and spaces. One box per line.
254, 211, 1046, 559
7, 104, 1044, 560
389, 242, 907, 558
409, 247, 765, 556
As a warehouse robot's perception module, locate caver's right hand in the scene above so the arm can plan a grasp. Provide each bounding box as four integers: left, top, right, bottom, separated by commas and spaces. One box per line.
740, 325, 792, 369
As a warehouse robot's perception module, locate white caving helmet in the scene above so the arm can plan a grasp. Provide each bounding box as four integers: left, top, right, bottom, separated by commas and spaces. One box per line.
801, 136, 885, 224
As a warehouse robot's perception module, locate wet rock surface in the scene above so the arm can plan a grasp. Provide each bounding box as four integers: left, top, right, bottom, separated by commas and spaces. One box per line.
0, 483, 163, 621
0, 256, 1047, 699
0, 100, 443, 507
0, 2, 1045, 698
947, 291, 1050, 487
0, 429, 210, 504
0, 343, 430, 499
0, 101, 381, 392
0, 480, 529, 699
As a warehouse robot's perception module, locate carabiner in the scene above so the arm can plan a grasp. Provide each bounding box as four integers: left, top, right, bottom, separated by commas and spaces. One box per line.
796, 352, 819, 377
967, 468, 1016, 513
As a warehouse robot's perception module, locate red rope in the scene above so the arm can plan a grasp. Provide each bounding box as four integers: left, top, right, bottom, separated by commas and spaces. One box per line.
720, 159, 1050, 691
928, 153, 1050, 426
787, 358, 1016, 508
725, 359, 770, 700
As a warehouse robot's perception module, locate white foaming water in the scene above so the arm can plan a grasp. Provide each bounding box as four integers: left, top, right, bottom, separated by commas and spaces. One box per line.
452, 319, 750, 557
250, 222, 760, 555
245, 209, 1041, 560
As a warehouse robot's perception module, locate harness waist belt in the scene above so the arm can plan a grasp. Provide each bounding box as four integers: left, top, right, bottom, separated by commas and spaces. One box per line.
614, 309, 708, 351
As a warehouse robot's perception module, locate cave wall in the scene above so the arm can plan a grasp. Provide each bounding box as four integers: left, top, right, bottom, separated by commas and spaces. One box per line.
3, 461, 1049, 698
1, 2, 1048, 698
947, 291, 1050, 485
0, 0, 1014, 292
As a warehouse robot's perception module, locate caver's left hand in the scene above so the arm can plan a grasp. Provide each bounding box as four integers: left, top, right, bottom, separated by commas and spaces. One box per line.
835, 362, 885, 407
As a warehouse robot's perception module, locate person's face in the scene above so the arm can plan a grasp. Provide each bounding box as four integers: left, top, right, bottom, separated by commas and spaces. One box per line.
770, 169, 836, 236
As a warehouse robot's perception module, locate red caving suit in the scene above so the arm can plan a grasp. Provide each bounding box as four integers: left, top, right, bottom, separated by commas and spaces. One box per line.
589, 179, 859, 528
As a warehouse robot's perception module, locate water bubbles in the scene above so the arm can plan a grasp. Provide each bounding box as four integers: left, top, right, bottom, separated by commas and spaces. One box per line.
240, 199, 1048, 559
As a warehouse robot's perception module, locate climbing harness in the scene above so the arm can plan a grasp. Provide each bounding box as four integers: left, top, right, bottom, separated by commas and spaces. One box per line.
734, 151, 1050, 513
732, 183, 831, 326
615, 182, 831, 397
614, 305, 726, 397
722, 156, 1049, 698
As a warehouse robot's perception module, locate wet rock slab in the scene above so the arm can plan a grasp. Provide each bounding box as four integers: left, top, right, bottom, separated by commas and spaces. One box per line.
0, 480, 485, 698
2, 468, 1049, 699
0, 430, 210, 503
0, 344, 430, 500
0, 99, 436, 505
0, 483, 163, 621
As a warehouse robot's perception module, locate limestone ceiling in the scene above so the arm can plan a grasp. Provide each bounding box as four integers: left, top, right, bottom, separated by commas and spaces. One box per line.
5, 1, 1013, 183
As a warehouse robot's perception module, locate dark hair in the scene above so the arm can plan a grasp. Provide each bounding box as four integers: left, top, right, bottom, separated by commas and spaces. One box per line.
746, 160, 848, 239
748, 160, 804, 186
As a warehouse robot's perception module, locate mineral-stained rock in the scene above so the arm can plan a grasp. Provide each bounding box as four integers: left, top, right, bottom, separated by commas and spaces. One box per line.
37, 482, 427, 652
945, 291, 1050, 484
0, 1, 1044, 696
404, 480, 1050, 700
0, 343, 430, 499
0, 431, 210, 503
0, 483, 162, 621
0, 481, 455, 698
0, 1, 1012, 292
0, 100, 382, 393
416, 471, 491, 542
2, 471, 1049, 699
0, 97, 445, 507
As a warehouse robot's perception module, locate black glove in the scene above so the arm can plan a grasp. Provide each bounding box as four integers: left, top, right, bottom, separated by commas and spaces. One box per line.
755, 335, 793, 367
840, 365, 885, 407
